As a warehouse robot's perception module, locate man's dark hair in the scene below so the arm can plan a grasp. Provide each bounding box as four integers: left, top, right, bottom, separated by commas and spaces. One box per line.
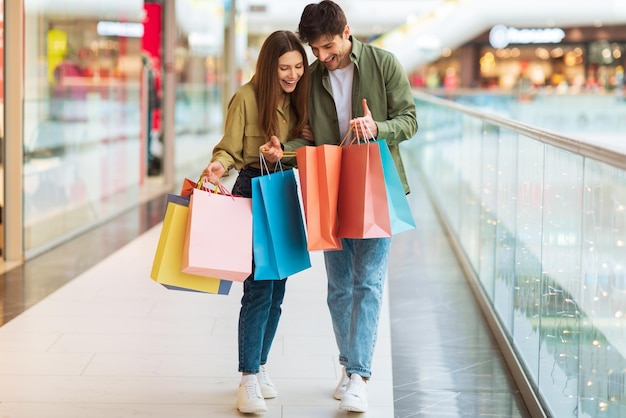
297, 0, 347, 44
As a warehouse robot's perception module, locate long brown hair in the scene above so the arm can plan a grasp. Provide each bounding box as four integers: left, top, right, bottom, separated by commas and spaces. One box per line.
253, 30, 310, 140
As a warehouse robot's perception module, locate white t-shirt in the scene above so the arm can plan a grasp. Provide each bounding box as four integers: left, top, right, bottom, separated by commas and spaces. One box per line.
329, 62, 355, 141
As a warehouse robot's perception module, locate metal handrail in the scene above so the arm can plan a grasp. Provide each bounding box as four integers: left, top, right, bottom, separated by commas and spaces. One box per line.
413, 90, 626, 171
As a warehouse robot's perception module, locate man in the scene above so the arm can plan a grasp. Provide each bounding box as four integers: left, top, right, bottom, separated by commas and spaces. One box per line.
297, 0, 418, 413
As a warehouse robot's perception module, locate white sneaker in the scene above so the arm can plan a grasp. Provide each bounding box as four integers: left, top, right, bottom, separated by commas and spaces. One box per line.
339, 373, 368, 412
257, 364, 278, 399
236, 376, 268, 414
333, 366, 350, 400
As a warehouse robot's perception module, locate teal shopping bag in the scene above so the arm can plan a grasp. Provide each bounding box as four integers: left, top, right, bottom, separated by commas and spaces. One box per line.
376, 140, 416, 235
252, 168, 311, 280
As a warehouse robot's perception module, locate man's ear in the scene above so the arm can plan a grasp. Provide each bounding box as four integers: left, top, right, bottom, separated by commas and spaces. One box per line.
343, 25, 351, 39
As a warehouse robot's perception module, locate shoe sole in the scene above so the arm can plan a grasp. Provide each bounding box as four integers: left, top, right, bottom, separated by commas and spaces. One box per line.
237, 406, 268, 414
340, 396, 368, 413
261, 389, 277, 399
340, 404, 368, 413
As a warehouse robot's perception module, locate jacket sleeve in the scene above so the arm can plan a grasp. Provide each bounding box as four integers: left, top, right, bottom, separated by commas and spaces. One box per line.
282, 137, 313, 152
375, 55, 418, 145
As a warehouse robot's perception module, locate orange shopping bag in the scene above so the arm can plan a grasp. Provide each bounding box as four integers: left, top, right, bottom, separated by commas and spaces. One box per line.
295, 144, 343, 250
182, 184, 253, 282
337, 138, 391, 239
180, 177, 213, 198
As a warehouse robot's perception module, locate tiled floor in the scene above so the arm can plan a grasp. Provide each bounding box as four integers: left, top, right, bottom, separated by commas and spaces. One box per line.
389, 167, 531, 418
0, 190, 393, 417
0, 164, 531, 417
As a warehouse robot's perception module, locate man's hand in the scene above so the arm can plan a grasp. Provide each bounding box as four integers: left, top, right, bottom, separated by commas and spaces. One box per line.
351, 98, 378, 139
301, 124, 315, 142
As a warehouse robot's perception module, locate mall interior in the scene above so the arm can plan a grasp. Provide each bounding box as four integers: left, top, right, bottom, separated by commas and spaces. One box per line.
0, 0, 625, 417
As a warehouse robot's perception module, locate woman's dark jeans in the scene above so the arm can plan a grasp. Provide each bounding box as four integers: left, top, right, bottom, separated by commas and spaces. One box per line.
233, 168, 287, 374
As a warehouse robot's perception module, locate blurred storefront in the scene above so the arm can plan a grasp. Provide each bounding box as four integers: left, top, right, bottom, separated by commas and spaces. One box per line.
416, 23, 626, 93
2, 0, 227, 262
22, 0, 147, 253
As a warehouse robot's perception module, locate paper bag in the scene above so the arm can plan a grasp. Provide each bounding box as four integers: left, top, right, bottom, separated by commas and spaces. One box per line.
182, 187, 252, 282
150, 198, 232, 294
376, 140, 416, 235
295, 145, 343, 250
337, 140, 392, 239
252, 169, 311, 280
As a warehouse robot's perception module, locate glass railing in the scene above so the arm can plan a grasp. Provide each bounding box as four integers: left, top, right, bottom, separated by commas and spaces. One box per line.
427, 88, 626, 155
403, 90, 626, 417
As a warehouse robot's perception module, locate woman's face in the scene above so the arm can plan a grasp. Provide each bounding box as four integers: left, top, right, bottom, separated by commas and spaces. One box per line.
277, 50, 305, 94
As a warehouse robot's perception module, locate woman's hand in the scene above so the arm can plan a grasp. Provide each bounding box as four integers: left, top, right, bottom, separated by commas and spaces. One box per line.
260, 136, 283, 163
201, 161, 226, 186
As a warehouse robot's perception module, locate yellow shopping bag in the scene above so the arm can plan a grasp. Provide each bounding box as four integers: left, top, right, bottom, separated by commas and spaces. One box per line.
151, 198, 232, 294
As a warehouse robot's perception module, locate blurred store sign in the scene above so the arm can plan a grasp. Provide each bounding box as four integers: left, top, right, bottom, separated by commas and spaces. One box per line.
176, 0, 224, 55
489, 24, 566, 49
46, 29, 66, 84
97, 21, 144, 38
414, 34, 443, 62
188, 32, 221, 56
25, 0, 144, 19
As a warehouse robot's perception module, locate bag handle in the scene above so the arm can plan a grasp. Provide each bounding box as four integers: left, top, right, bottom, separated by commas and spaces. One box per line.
196, 176, 221, 193
357, 118, 376, 141
197, 176, 234, 197
340, 125, 354, 146
258, 151, 285, 177
341, 120, 373, 147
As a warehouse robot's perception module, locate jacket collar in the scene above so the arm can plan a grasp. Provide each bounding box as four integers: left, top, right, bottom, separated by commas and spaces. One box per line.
349, 35, 362, 64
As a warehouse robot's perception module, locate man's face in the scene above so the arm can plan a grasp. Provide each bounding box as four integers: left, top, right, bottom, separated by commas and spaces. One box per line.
308, 26, 351, 71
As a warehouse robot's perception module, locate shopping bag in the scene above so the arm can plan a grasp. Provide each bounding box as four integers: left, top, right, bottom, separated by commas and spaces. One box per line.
252, 168, 311, 280
182, 185, 252, 282
166, 193, 190, 208
150, 197, 232, 295
337, 138, 392, 239
295, 144, 343, 250
376, 140, 416, 235
180, 177, 214, 198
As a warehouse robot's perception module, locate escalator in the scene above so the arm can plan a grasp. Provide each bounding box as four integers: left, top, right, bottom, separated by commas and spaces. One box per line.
372, 0, 626, 71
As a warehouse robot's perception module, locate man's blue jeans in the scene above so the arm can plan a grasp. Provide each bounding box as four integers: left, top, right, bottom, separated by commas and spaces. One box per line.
233, 168, 287, 374
324, 237, 391, 378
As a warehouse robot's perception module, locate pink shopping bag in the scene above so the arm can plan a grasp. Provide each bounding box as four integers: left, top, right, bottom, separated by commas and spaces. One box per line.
182, 185, 252, 282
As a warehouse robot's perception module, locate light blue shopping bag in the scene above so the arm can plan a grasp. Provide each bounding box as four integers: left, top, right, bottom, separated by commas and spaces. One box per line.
252, 168, 311, 280
376, 140, 416, 235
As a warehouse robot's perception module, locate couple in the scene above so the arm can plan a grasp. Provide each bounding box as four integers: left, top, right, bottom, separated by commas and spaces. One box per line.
200, 0, 418, 414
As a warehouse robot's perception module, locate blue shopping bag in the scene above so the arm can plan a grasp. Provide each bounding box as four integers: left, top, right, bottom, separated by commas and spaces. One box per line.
252, 168, 311, 280
376, 140, 416, 235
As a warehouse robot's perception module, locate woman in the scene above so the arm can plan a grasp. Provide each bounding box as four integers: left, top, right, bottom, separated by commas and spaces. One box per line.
200, 30, 311, 414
